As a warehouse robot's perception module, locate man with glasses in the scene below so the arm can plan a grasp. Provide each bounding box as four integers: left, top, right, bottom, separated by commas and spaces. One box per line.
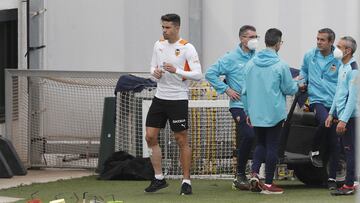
325, 36, 358, 196
205, 25, 258, 190
243, 28, 299, 194
298, 28, 342, 190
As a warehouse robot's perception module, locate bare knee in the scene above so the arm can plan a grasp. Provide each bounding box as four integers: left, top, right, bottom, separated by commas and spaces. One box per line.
146, 136, 157, 147
175, 131, 189, 149
146, 128, 159, 147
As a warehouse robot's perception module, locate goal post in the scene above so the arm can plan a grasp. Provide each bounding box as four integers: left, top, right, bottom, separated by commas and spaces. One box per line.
141, 99, 229, 158
115, 82, 237, 178
5, 69, 143, 169
5, 70, 298, 179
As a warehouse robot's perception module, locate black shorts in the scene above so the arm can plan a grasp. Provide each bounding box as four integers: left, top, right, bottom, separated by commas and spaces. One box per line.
146, 97, 188, 132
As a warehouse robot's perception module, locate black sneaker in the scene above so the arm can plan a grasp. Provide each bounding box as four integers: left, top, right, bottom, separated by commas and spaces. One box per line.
180, 182, 192, 195
249, 173, 262, 192
144, 179, 169, 193
309, 152, 323, 167
232, 175, 250, 191
331, 185, 355, 196
328, 179, 337, 190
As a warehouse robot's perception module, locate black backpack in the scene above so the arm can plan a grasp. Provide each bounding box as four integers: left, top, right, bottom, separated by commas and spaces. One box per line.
98, 151, 154, 180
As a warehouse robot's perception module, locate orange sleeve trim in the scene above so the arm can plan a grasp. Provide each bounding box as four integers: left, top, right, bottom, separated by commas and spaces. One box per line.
179, 39, 188, 45
184, 60, 191, 72
182, 60, 191, 81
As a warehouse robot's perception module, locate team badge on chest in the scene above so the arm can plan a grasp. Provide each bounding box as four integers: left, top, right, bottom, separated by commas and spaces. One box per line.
175, 49, 180, 56
330, 64, 337, 72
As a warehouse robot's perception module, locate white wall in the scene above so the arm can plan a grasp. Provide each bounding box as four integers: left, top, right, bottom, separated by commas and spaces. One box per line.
42, 0, 359, 71
203, 0, 360, 69
44, 0, 189, 72
0, 0, 18, 10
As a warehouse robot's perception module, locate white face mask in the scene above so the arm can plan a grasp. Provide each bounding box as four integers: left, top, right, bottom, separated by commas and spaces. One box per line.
247, 39, 259, 50
333, 47, 343, 59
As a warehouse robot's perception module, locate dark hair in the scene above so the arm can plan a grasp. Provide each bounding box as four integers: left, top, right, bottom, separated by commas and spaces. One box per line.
161, 13, 180, 26
239, 25, 256, 37
318, 28, 335, 42
341, 36, 357, 55
265, 28, 282, 47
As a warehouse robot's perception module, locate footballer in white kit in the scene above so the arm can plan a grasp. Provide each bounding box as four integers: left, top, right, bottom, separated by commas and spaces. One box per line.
144, 13, 202, 196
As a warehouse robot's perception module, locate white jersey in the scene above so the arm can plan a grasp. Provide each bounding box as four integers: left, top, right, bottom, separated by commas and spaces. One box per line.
150, 38, 202, 100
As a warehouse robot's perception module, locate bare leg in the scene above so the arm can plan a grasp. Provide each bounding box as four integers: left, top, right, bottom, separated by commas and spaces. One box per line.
146, 127, 162, 175
175, 130, 191, 179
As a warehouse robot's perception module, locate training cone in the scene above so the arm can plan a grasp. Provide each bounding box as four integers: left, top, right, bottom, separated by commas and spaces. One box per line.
106, 194, 123, 203
49, 199, 65, 203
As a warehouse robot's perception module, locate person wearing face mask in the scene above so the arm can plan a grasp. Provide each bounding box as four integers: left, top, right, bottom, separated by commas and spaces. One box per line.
205, 25, 258, 190
325, 36, 358, 196
243, 28, 299, 194
298, 28, 342, 189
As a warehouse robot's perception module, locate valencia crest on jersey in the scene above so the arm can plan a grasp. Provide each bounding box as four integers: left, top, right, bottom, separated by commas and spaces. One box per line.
175, 48, 180, 56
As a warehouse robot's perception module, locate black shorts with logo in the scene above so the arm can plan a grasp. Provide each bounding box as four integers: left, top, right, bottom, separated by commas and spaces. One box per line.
146, 97, 188, 132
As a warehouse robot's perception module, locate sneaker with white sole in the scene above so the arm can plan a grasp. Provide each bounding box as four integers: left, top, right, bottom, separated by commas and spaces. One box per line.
331, 185, 356, 196
232, 175, 250, 191
180, 182, 192, 195
260, 183, 284, 195
144, 178, 169, 193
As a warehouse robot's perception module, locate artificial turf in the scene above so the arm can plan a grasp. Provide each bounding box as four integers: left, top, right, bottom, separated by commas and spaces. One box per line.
0, 176, 355, 203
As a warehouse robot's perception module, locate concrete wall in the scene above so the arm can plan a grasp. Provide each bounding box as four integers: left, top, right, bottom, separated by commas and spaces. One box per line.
0, 0, 18, 10
41, 0, 360, 72
43, 0, 189, 72
203, 0, 360, 69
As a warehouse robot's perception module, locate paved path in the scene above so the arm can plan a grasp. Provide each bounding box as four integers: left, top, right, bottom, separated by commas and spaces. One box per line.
0, 196, 23, 203
0, 168, 95, 202
0, 168, 95, 190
